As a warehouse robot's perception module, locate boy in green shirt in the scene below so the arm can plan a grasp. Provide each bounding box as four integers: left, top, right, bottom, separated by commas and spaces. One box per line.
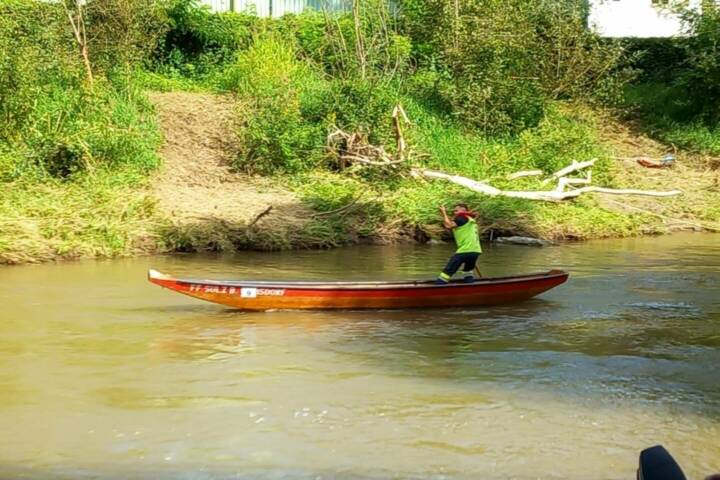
437, 203, 482, 284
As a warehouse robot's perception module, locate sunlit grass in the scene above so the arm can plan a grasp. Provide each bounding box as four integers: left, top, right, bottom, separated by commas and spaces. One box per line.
0, 170, 163, 264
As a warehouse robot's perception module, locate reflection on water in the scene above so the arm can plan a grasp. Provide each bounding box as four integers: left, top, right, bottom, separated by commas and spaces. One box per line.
0, 233, 719, 479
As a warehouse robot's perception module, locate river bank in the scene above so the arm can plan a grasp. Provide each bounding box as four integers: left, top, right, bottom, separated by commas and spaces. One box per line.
3, 89, 719, 266
3, 2, 720, 266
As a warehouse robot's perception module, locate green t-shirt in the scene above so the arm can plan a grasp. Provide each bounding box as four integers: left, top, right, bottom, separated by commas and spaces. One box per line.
453, 216, 482, 254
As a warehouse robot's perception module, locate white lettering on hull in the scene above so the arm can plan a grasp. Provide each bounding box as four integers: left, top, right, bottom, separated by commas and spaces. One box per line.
188, 284, 285, 297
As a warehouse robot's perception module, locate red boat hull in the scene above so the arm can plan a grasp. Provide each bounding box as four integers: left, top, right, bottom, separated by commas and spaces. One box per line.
148, 269, 569, 310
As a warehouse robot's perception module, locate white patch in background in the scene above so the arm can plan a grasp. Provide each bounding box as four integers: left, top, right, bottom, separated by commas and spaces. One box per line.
589, 0, 702, 38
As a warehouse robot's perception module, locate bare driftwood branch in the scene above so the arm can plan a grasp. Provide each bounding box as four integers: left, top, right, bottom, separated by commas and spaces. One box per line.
342, 154, 407, 166
507, 170, 543, 180
327, 104, 414, 169
248, 206, 273, 227
413, 168, 682, 202
542, 159, 596, 185
555, 174, 592, 192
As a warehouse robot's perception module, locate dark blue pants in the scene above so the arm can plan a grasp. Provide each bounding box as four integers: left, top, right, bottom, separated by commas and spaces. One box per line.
438, 252, 480, 282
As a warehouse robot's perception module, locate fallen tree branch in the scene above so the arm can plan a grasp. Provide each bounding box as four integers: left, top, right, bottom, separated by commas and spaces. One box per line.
543, 159, 596, 184
327, 104, 416, 170
412, 169, 502, 195
555, 174, 592, 192
413, 168, 682, 202
248, 206, 273, 227
341, 154, 406, 166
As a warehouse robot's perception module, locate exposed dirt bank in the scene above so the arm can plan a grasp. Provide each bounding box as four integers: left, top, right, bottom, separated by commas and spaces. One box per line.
148, 92, 719, 254
149, 92, 318, 251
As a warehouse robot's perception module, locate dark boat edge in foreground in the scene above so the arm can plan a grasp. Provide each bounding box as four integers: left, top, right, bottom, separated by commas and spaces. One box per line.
148, 269, 569, 310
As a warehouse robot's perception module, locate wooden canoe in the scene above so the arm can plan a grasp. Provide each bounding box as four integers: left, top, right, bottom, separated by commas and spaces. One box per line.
148, 269, 569, 311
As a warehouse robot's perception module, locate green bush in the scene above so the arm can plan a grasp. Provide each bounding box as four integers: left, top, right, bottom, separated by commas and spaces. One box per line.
400, 0, 631, 133
222, 27, 408, 174
0, 0, 161, 181
626, 4, 720, 126
678, 2, 720, 122
624, 37, 687, 82
328, 78, 402, 143
157, 0, 259, 77
0, 1, 76, 142
223, 35, 328, 173
83, 0, 169, 72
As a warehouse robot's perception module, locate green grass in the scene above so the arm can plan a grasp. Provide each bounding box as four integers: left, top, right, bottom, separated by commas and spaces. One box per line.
405, 99, 613, 184
0, 170, 163, 264
288, 101, 652, 242
0, 75, 167, 264
624, 82, 720, 155
133, 70, 221, 93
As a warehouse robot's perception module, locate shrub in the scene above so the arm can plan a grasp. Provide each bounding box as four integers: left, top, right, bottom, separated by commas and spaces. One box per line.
400, 0, 632, 133
0, 0, 161, 181
223, 35, 328, 173
84, 0, 169, 72
328, 77, 402, 144
157, 0, 259, 77
0, 1, 77, 142
678, 2, 720, 121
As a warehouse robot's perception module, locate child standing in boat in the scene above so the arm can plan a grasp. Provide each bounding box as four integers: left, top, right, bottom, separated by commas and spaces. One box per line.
437, 203, 482, 284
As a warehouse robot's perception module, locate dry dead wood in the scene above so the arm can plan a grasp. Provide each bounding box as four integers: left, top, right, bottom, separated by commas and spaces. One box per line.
63, 0, 93, 85
248, 206, 273, 227
542, 159, 596, 185
327, 105, 682, 203
413, 168, 682, 202
327, 104, 413, 169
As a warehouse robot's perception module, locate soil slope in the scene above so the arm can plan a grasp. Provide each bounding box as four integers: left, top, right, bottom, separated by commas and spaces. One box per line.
149, 92, 313, 250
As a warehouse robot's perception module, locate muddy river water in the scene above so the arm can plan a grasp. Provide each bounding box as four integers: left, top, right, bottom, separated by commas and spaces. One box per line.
0, 233, 718, 479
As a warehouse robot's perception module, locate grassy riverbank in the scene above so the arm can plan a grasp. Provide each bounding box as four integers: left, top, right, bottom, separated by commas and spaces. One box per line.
1, 0, 719, 265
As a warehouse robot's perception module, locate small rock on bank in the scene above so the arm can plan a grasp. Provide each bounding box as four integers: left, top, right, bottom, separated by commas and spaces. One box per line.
494, 236, 552, 247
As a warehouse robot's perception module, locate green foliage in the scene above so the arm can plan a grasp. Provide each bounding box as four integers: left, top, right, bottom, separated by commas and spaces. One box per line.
406, 99, 608, 180
625, 83, 720, 155
625, 3, 720, 141
624, 37, 687, 82
133, 69, 213, 92
516, 104, 609, 179
83, 0, 169, 72
0, 0, 163, 264
157, 0, 258, 77
328, 77, 402, 142
0, 0, 161, 181
400, 0, 632, 133
0, 1, 77, 142
223, 35, 327, 173
0, 171, 161, 265
678, 2, 720, 122
298, 172, 366, 211
3, 76, 160, 181
221, 22, 405, 174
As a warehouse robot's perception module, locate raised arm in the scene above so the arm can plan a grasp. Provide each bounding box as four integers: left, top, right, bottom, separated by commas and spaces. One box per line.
439, 206, 457, 229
